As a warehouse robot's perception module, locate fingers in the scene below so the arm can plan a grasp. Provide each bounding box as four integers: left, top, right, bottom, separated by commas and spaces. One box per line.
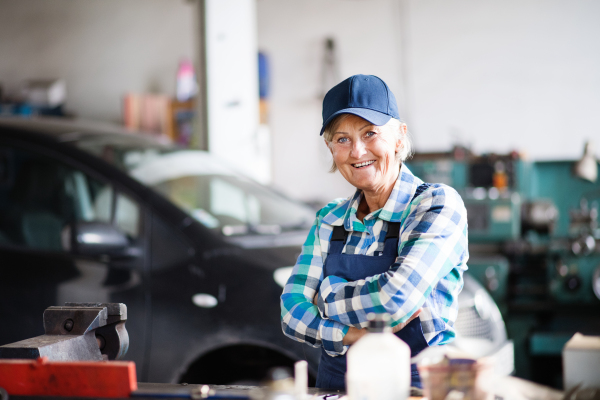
408, 308, 422, 322
343, 326, 367, 345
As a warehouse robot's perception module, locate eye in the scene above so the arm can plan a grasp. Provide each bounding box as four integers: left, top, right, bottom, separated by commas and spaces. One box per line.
336, 137, 349, 144
365, 131, 377, 138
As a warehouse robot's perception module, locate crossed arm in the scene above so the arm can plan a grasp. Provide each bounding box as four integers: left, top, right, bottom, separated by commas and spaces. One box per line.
280, 185, 468, 356
311, 292, 422, 345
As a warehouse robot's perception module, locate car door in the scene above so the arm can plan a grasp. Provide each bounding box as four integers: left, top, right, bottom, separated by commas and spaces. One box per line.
0, 142, 149, 377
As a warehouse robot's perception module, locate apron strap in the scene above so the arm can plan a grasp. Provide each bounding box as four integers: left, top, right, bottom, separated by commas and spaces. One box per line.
382, 222, 401, 256
385, 222, 401, 239
331, 225, 348, 241
329, 226, 348, 254
328, 183, 430, 257
381, 182, 430, 256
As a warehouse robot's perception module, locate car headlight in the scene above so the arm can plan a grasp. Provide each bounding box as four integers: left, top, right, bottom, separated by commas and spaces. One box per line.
273, 267, 294, 288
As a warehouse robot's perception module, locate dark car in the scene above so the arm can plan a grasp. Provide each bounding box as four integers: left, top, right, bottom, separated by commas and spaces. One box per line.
0, 117, 320, 384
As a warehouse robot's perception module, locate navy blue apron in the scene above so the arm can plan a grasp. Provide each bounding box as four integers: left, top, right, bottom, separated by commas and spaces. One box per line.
315, 196, 430, 390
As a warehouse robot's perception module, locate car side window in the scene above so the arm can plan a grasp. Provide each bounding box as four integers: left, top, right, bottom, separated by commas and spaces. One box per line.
0, 145, 140, 252
91, 183, 140, 238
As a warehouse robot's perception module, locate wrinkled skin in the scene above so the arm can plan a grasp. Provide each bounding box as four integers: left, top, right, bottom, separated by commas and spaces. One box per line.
326, 114, 406, 219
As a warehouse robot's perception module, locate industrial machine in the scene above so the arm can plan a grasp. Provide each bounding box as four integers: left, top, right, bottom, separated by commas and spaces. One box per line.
407, 145, 600, 388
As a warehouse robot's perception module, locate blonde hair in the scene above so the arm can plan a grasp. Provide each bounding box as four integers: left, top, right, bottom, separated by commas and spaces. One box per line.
323, 114, 413, 172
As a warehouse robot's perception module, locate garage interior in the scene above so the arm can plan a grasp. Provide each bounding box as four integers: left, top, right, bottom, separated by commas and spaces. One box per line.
1, 0, 599, 398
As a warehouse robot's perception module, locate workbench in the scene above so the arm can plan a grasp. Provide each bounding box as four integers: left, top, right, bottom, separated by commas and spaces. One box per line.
7, 383, 422, 400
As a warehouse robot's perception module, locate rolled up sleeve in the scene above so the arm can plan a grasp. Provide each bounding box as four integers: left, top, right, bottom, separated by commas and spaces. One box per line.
317, 185, 468, 330
280, 213, 350, 356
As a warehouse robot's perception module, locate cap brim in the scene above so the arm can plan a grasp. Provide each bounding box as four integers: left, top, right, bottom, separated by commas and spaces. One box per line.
319, 108, 393, 135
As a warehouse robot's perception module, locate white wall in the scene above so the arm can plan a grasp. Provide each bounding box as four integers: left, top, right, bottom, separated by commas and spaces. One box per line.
257, 0, 600, 204
3, 0, 598, 203
0, 0, 197, 123
257, 0, 405, 204
406, 0, 600, 159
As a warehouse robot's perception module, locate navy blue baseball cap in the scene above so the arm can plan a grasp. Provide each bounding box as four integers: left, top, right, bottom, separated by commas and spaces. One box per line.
320, 74, 400, 135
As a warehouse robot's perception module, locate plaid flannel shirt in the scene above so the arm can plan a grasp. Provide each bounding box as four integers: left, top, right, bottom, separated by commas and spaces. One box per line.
280, 165, 469, 356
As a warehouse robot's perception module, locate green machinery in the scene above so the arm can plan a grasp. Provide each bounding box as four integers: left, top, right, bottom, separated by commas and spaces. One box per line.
407, 146, 600, 388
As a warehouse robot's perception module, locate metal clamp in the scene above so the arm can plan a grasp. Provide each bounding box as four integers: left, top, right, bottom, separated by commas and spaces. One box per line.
0, 302, 128, 361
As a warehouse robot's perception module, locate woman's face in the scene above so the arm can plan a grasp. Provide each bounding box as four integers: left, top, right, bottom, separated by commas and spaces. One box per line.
327, 114, 403, 194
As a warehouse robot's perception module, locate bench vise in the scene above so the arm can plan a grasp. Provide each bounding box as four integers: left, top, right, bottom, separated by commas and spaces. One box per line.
0, 302, 128, 361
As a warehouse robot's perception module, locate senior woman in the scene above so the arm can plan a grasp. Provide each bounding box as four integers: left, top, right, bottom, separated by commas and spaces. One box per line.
280, 74, 468, 389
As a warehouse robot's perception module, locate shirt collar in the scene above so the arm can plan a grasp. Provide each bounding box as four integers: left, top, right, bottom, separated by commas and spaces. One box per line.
322, 164, 423, 228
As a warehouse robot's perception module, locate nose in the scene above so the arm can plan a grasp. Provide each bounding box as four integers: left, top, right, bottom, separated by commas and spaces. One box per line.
350, 138, 367, 159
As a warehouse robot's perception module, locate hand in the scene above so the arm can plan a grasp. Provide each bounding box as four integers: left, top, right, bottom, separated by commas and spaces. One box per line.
342, 309, 422, 345
342, 326, 367, 345
314, 291, 367, 345
391, 308, 422, 333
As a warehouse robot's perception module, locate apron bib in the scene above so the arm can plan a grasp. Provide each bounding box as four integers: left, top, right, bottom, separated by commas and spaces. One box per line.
315, 218, 429, 390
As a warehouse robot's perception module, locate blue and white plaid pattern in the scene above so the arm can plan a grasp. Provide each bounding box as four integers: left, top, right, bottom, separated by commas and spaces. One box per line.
281, 165, 469, 356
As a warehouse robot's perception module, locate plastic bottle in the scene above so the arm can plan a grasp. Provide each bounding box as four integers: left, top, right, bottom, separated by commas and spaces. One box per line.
346, 313, 411, 400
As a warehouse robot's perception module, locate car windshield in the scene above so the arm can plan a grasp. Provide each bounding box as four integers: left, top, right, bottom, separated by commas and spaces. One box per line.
72, 134, 315, 235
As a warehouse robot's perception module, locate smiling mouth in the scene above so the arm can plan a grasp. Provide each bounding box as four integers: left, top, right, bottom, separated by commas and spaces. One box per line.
352, 160, 375, 168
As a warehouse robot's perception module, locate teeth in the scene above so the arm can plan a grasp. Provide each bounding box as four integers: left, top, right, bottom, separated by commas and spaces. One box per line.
353, 160, 375, 168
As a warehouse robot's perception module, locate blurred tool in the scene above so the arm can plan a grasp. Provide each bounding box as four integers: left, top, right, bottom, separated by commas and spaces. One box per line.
123, 93, 171, 134
320, 38, 340, 98
573, 142, 598, 183
562, 333, 600, 392
176, 59, 198, 102
294, 360, 308, 400
0, 302, 128, 361
417, 351, 492, 400
21, 79, 66, 108
258, 51, 270, 124
0, 302, 134, 398
0, 78, 67, 117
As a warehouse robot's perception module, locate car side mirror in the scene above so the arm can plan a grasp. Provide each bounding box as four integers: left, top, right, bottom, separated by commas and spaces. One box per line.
62, 222, 139, 259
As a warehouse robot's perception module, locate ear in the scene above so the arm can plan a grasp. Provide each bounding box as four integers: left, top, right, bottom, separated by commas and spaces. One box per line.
325, 139, 334, 155
395, 124, 407, 153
